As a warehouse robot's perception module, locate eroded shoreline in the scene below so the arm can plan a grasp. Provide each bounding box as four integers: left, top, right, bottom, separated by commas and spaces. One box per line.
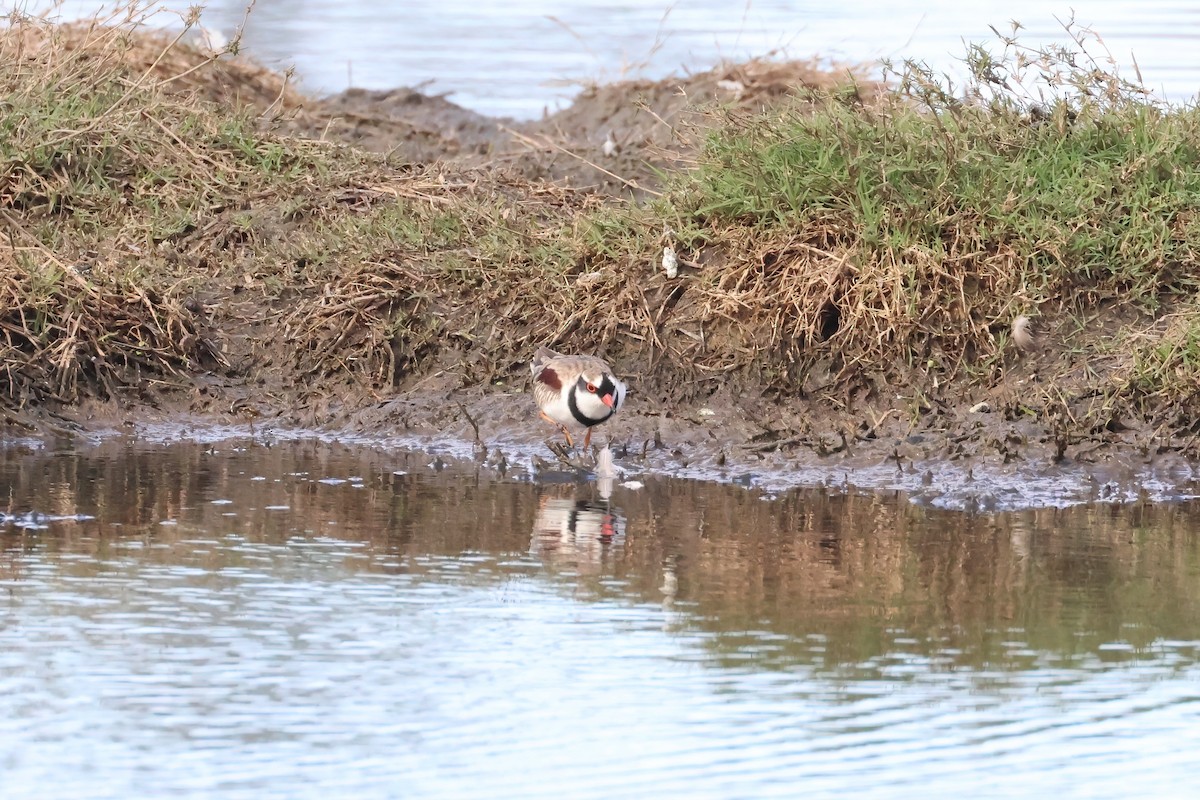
41, 402, 1192, 513
3, 17, 1200, 506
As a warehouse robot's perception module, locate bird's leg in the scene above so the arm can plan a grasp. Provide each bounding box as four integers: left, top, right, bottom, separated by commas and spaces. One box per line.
539, 411, 574, 447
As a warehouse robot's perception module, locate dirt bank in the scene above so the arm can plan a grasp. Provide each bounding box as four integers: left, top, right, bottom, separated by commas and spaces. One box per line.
3, 18, 1200, 508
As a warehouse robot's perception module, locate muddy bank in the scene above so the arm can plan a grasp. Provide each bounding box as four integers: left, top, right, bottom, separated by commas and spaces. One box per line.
98, 405, 1199, 515
4, 19, 1200, 510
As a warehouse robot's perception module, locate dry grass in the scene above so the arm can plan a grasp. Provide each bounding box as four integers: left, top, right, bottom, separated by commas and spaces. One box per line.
613, 23, 1200, 429
3, 5, 1200, 451
279, 176, 614, 389
0, 5, 365, 407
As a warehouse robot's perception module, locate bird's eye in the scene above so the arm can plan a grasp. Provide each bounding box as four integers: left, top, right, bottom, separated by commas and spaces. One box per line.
586, 383, 597, 393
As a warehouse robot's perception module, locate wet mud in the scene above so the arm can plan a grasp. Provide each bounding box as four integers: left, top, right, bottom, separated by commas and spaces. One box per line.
0, 29, 1186, 510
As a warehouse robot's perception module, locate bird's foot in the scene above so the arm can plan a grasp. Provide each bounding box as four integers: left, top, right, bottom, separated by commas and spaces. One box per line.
546, 439, 592, 472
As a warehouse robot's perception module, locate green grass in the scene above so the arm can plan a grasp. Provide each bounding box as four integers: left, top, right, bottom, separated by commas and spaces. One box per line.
4, 9, 1200, 443
678, 78, 1200, 301
1125, 311, 1200, 414
553, 31, 1200, 427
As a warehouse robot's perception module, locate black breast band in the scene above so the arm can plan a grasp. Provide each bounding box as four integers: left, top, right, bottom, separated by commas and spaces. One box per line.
567, 375, 617, 427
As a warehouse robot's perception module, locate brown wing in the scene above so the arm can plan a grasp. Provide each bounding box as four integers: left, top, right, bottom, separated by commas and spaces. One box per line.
531, 361, 562, 411
534, 363, 561, 390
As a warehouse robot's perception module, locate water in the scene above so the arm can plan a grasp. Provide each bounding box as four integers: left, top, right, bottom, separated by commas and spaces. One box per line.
21, 0, 1200, 116
2, 436, 1200, 798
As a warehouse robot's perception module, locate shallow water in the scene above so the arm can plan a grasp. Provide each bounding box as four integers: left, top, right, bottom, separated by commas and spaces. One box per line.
2, 436, 1199, 798
35, 0, 1200, 115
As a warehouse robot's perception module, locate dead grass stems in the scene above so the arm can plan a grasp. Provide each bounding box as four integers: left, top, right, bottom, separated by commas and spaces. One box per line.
3, 6, 1200, 451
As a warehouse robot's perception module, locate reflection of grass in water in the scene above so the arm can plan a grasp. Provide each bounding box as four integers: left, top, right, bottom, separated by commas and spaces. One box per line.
620, 489, 1200, 676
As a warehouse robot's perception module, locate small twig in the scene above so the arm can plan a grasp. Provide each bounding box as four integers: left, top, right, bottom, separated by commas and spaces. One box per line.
153, 51, 222, 89
457, 402, 481, 442
262, 68, 293, 120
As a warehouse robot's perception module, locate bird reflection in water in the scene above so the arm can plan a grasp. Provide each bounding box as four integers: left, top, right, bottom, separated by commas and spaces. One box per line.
530, 491, 624, 569
531, 445, 627, 569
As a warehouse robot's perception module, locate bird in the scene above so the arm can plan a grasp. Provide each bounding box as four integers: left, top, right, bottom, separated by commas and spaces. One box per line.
530, 346, 626, 449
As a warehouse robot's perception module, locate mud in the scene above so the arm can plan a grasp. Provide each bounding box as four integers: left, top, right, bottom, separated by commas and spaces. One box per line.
3, 39, 1187, 510
110, 399, 1200, 515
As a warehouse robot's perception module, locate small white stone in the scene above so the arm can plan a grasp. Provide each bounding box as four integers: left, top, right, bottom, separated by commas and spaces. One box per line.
576, 270, 604, 288
196, 25, 227, 53
662, 246, 679, 279
602, 130, 619, 157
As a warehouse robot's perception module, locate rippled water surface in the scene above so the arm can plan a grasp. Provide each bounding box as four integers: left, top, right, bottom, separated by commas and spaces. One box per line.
34, 0, 1200, 115
2, 436, 1200, 798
